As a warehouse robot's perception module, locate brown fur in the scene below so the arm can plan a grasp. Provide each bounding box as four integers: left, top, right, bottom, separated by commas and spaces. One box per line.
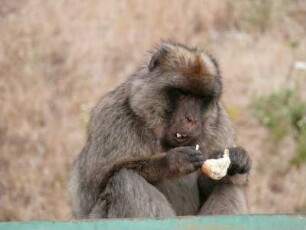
151, 43, 217, 90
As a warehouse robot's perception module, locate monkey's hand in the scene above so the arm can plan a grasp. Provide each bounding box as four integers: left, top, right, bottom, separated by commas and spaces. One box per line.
227, 147, 251, 176
165, 146, 206, 177
202, 147, 251, 186
209, 147, 251, 176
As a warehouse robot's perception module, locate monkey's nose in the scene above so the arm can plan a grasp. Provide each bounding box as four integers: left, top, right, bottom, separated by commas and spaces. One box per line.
183, 115, 198, 132
185, 114, 197, 124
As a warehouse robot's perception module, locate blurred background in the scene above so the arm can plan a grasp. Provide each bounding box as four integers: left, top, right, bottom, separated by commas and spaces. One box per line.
0, 0, 306, 221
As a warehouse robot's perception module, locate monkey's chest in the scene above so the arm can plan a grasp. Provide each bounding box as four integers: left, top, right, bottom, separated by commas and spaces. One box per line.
156, 172, 199, 216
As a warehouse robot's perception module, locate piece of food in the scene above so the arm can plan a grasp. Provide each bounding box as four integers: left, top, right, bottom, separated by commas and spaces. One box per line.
201, 149, 231, 180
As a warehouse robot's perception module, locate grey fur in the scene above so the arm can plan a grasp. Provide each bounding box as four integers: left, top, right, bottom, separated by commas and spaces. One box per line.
69, 42, 251, 219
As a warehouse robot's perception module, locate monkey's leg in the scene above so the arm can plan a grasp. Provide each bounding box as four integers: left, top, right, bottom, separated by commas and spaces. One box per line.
198, 146, 250, 215
89, 168, 176, 218
198, 183, 248, 215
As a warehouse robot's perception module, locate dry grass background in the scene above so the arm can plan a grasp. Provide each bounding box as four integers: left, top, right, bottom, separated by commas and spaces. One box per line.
0, 0, 306, 221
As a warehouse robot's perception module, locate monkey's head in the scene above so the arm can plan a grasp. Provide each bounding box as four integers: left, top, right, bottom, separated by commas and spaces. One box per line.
129, 42, 222, 149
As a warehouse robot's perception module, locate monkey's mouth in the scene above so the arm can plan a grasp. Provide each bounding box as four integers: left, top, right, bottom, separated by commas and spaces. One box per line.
174, 133, 191, 143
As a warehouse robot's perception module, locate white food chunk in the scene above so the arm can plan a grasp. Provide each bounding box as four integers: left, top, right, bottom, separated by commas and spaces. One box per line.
201, 149, 231, 180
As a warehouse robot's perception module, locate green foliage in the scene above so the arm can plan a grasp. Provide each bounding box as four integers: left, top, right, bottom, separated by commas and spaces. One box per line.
253, 90, 292, 140
291, 127, 306, 166
252, 89, 306, 165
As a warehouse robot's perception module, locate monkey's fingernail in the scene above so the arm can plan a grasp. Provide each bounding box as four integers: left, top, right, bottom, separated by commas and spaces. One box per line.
196, 144, 199, 151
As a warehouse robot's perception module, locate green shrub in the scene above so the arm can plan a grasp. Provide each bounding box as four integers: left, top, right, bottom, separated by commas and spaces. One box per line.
252, 89, 306, 166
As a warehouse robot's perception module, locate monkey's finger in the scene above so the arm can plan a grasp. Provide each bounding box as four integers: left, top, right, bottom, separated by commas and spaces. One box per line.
188, 154, 206, 163
228, 161, 251, 175
188, 152, 205, 157
238, 160, 251, 174
192, 162, 204, 168
227, 164, 239, 176
190, 155, 205, 162
186, 151, 204, 157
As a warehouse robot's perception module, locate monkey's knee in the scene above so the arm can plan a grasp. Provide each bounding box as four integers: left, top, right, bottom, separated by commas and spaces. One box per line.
199, 184, 248, 215
89, 169, 175, 218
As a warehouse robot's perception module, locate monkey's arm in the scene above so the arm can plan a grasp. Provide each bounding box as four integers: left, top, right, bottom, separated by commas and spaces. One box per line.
97, 146, 206, 190
98, 154, 168, 187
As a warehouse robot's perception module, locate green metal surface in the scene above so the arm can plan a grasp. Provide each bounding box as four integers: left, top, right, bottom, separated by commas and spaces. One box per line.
0, 215, 305, 230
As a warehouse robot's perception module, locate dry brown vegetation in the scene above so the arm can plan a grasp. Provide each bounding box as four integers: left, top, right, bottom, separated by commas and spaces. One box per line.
0, 0, 306, 221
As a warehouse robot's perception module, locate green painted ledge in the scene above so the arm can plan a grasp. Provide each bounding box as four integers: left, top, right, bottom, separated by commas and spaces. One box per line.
0, 215, 305, 230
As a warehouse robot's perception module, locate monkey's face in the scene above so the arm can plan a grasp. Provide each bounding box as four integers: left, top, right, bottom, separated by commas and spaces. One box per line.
162, 87, 215, 149
129, 42, 222, 148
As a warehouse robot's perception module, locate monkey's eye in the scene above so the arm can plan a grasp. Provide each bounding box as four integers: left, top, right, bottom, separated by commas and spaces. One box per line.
169, 88, 186, 98
202, 95, 214, 106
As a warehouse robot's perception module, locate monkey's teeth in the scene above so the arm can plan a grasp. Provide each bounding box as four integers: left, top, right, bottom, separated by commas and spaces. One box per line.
196, 144, 199, 151
176, 133, 182, 138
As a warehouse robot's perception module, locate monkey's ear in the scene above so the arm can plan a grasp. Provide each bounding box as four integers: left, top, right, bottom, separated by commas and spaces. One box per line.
148, 46, 169, 72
